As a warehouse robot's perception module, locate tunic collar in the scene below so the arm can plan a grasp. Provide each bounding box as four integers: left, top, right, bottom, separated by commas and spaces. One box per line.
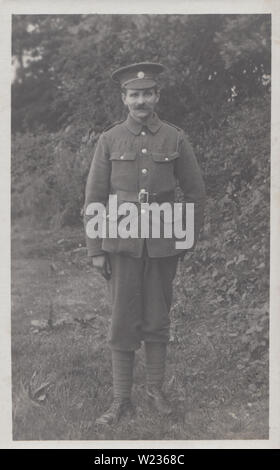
124, 112, 162, 135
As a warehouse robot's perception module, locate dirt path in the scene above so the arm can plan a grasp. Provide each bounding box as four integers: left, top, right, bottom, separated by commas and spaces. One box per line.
11, 224, 269, 440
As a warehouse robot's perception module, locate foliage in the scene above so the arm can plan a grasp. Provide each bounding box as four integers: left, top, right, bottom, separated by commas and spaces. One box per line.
174, 93, 270, 371
11, 126, 95, 225
12, 14, 270, 134
11, 14, 271, 225
11, 132, 57, 220
214, 15, 271, 101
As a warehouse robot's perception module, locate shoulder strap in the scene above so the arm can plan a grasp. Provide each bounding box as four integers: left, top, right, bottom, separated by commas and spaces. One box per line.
103, 119, 125, 132
161, 120, 183, 132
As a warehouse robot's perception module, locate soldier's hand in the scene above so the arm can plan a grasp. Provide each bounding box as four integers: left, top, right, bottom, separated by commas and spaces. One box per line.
92, 255, 112, 281
92, 255, 106, 269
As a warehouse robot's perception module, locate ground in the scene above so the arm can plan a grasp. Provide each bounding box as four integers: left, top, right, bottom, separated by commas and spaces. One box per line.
11, 222, 269, 441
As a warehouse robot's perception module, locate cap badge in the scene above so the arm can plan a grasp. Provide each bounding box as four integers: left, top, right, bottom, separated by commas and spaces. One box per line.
137, 71, 145, 79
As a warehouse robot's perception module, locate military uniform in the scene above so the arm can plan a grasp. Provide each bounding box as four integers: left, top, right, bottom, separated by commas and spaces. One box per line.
84, 62, 206, 424
84, 112, 206, 350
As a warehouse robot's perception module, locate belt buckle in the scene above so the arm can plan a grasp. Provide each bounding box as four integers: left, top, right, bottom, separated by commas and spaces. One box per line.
138, 189, 149, 203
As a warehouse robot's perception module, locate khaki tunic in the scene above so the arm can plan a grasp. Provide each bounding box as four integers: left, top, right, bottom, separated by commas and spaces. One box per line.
84, 112, 206, 258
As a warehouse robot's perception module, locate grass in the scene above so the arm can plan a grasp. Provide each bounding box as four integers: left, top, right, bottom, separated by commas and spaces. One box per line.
11, 222, 269, 440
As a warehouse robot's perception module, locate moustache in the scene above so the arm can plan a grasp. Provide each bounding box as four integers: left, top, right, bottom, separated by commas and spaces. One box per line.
134, 106, 149, 110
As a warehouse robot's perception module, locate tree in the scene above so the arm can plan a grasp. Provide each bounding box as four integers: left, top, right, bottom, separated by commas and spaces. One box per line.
12, 14, 270, 135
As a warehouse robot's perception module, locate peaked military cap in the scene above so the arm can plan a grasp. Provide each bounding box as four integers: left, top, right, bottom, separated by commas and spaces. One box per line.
111, 62, 165, 89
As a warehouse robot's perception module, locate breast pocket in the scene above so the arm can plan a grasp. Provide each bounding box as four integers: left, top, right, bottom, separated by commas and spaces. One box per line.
109, 152, 137, 191
150, 152, 179, 192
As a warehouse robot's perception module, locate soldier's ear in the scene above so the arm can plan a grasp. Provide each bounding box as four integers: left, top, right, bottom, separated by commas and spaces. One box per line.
121, 91, 127, 106
155, 88, 160, 101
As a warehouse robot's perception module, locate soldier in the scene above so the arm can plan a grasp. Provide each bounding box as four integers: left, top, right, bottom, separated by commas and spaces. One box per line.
84, 62, 206, 426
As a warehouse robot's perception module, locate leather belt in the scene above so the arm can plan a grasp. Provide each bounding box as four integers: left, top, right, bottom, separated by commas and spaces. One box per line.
115, 190, 175, 204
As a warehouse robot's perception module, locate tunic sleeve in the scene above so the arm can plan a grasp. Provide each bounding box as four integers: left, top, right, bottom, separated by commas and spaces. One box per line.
84, 133, 111, 256
175, 131, 206, 248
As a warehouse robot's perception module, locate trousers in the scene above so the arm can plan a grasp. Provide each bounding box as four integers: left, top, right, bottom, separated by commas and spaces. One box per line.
107, 245, 179, 351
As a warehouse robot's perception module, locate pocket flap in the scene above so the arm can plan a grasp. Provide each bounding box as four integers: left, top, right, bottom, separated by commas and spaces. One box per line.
152, 152, 179, 162
110, 152, 136, 161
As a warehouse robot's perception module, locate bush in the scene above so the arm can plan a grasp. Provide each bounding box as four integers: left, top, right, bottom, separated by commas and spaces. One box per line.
11, 125, 97, 226
11, 132, 57, 221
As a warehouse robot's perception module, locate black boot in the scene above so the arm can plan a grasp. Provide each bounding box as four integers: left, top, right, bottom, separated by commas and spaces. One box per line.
146, 385, 172, 416
95, 398, 133, 426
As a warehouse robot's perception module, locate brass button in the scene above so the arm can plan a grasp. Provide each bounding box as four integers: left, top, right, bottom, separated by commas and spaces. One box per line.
164, 157, 169, 161
141, 148, 147, 154
142, 168, 148, 175
120, 155, 124, 160
141, 131, 146, 136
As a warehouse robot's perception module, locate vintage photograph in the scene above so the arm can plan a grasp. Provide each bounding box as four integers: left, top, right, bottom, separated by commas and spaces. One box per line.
11, 13, 270, 440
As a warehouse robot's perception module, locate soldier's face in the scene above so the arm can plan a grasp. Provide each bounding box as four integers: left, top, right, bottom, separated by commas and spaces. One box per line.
122, 88, 160, 121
